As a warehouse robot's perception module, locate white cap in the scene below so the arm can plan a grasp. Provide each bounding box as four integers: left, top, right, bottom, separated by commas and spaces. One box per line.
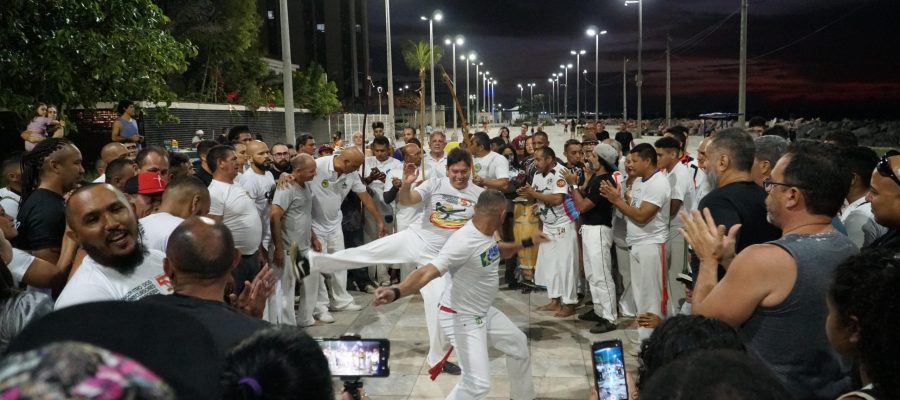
194, 129, 204, 135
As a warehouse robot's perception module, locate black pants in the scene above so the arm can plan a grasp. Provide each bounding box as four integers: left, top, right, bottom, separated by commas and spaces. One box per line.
343, 227, 375, 290
233, 251, 260, 295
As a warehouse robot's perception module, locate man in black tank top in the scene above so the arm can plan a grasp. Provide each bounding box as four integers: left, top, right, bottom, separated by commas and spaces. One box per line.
681, 143, 856, 400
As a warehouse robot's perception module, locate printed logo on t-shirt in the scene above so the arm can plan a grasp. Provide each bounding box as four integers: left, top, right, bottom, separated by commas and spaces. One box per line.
122, 274, 173, 301
474, 163, 482, 173
429, 195, 475, 230
479, 244, 501, 267
322, 180, 330, 188
556, 179, 566, 188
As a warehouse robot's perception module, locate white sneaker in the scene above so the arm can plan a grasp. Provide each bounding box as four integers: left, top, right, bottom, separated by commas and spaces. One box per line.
330, 302, 363, 312
315, 312, 335, 324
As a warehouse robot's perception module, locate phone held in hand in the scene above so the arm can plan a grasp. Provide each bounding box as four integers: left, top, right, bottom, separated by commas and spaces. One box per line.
317, 338, 390, 378
591, 339, 628, 400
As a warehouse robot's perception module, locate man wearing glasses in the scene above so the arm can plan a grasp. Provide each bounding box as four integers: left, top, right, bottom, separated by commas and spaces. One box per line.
867, 149, 900, 249
271, 143, 292, 175
681, 142, 856, 400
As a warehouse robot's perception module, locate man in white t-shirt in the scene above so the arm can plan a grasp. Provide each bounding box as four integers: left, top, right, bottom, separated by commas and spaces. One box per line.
470, 132, 510, 192
235, 140, 276, 251
425, 130, 448, 178
373, 190, 548, 399
308, 148, 484, 375
56, 184, 174, 309
655, 136, 696, 315
383, 143, 434, 283
206, 145, 263, 295
92, 142, 129, 184
601, 143, 671, 340
309, 147, 385, 322
518, 147, 579, 318
362, 136, 403, 287
140, 176, 210, 253
270, 154, 319, 326
0, 155, 23, 219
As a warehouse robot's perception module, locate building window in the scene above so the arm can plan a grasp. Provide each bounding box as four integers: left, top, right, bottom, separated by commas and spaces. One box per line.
267, 11, 274, 20
316, 23, 325, 32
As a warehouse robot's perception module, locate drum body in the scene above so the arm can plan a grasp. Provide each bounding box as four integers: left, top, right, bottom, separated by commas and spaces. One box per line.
513, 200, 540, 268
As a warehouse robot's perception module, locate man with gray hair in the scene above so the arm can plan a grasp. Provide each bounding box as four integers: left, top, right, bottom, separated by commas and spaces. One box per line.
692, 128, 780, 278
425, 130, 447, 178
751, 135, 789, 187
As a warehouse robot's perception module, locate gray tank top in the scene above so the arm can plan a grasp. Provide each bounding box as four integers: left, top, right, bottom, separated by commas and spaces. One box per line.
741, 231, 856, 400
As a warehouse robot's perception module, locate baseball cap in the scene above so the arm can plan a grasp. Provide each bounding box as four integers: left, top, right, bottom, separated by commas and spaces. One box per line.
317, 144, 334, 154
582, 132, 599, 144
123, 172, 168, 195
194, 129, 204, 135
594, 143, 618, 171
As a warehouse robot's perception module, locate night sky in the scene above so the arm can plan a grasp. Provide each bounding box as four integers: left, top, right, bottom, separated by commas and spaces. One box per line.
367, 0, 900, 120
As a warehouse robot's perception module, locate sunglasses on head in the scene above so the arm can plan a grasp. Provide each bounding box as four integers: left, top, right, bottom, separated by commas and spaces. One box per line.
877, 149, 900, 186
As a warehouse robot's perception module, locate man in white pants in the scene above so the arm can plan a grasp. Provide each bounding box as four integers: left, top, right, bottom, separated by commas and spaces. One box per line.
601, 143, 671, 340
373, 190, 547, 400
519, 147, 579, 318
269, 154, 319, 326
308, 148, 482, 375
309, 147, 385, 323
383, 143, 434, 282
565, 144, 620, 333
362, 136, 402, 286
655, 136, 696, 316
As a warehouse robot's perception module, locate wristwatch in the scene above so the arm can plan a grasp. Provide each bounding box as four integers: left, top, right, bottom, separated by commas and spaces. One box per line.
572, 184, 579, 191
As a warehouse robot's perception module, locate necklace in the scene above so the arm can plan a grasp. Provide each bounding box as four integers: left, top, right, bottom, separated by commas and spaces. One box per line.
783, 221, 832, 235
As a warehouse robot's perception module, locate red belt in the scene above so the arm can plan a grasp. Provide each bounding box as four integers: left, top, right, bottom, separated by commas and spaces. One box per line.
439, 305, 457, 314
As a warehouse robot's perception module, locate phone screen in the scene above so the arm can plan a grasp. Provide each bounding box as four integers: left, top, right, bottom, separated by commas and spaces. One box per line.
592, 340, 628, 400
317, 339, 390, 377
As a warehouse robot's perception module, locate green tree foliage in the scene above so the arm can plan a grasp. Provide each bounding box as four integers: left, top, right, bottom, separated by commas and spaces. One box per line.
293, 62, 342, 118
0, 0, 196, 119
402, 40, 442, 137
157, 0, 275, 109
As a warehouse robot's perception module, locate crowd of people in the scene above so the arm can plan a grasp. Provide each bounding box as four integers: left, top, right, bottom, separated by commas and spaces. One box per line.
0, 103, 898, 400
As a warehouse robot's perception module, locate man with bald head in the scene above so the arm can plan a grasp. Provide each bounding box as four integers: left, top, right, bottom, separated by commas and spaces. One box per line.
309, 146, 386, 322
93, 142, 129, 183
55, 183, 173, 309
140, 176, 211, 253
105, 157, 136, 191
235, 140, 275, 258
270, 154, 319, 325
141, 217, 269, 356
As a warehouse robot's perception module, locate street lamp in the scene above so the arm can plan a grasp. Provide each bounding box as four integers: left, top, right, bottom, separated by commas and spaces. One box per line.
482, 71, 490, 112
560, 64, 572, 118
551, 73, 560, 116
463, 52, 476, 127
377, 86, 384, 114
570, 50, 586, 123
444, 35, 464, 131
625, 0, 642, 135
420, 10, 442, 128
517, 83, 523, 104
474, 62, 482, 124
586, 27, 608, 122
527, 82, 536, 118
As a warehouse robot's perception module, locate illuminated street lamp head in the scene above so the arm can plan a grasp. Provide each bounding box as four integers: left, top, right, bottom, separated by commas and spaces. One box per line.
433, 11, 443, 21
601, 30, 608, 35
559, 65, 565, 69
567, 63, 573, 68
625, 0, 639, 5
460, 55, 466, 60
455, 35, 464, 45
444, 37, 452, 45
517, 83, 523, 88
586, 27, 596, 36
420, 16, 427, 20
468, 52, 477, 61
548, 78, 553, 82
485, 71, 490, 76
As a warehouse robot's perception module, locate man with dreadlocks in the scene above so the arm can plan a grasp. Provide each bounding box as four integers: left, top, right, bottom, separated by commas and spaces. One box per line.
14, 138, 84, 264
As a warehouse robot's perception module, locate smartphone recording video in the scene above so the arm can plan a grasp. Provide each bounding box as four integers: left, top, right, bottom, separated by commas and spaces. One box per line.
317, 338, 390, 378
592, 339, 628, 400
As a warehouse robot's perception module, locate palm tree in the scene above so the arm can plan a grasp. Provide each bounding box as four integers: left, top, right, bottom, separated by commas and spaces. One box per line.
402, 40, 442, 141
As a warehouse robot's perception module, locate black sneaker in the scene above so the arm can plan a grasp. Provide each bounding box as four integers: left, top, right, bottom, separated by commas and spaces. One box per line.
589, 319, 618, 334
442, 361, 462, 375
578, 310, 604, 323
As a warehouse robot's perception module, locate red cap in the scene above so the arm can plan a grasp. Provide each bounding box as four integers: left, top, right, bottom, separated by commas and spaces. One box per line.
123, 172, 168, 195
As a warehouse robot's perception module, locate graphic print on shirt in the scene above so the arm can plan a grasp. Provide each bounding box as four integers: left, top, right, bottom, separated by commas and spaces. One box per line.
429, 194, 476, 230
122, 273, 174, 301
479, 244, 501, 267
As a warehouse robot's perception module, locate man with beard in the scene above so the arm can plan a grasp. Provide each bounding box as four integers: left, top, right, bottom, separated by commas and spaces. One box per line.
682, 144, 855, 399
55, 184, 174, 309
207, 145, 264, 295
270, 143, 292, 175
235, 140, 276, 255
695, 128, 780, 274
15, 138, 84, 264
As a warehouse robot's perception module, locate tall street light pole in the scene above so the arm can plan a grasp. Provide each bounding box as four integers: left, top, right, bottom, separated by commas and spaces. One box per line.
474, 63, 481, 124
738, 0, 748, 126
570, 50, 586, 122
278, 0, 295, 145
623, 58, 629, 122
665, 34, 671, 127
560, 64, 571, 118
385, 0, 395, 131
587, 28, 607, 122
625, 0, 642, 136
464, 53, 475, 127
444, 35, 464, 132
420, 10, 442, 129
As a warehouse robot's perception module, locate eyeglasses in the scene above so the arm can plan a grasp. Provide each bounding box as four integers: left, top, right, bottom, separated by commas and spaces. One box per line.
763, 177, 808, 193
876, 150, 900, 186
273, 152, 289, 157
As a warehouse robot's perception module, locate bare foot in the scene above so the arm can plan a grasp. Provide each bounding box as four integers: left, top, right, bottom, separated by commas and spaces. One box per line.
537, 301, 561, 312
554, 304, 576, 318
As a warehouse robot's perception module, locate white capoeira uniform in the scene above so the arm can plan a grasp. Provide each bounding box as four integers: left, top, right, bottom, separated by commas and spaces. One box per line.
362, 156, 403, 282
663, 162, 696, 316
309, 156, 369, 313
625, 171, 671, 340
384, 164, 435, 279
532, 164, 579, 305
432, 221, 534, 400
267, 181, 315, 326
309, 176, 484, 366
612, 172, 637, 317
